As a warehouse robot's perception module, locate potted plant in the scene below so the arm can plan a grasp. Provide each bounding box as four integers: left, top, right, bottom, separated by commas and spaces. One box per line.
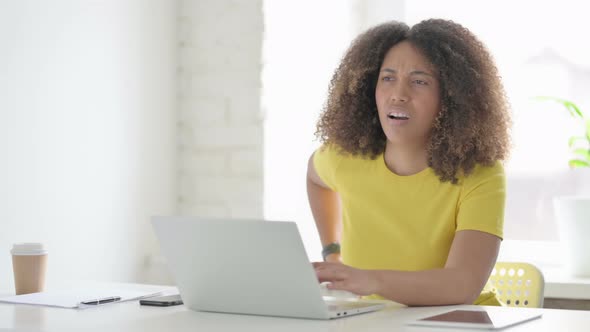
539, 97, 590, 277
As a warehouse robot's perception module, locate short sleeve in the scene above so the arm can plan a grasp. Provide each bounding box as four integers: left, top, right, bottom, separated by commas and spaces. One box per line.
456, 162, 506, 239
312, 144, 345, 191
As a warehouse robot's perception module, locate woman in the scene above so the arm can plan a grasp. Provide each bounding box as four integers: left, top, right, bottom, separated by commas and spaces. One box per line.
307, 19, 511, 306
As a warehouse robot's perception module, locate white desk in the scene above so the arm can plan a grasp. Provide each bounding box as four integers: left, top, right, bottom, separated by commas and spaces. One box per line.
1, 285, 590, 332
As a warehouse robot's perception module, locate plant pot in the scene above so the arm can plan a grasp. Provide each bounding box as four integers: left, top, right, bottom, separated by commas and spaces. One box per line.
574, 168, 590, 196
553, 196, 590, 277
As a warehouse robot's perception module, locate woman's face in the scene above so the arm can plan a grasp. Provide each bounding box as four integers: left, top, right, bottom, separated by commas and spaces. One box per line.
375, 41, 441, 148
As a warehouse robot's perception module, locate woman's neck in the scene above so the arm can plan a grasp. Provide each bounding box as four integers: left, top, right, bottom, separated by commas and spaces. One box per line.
383, 141, 429, 176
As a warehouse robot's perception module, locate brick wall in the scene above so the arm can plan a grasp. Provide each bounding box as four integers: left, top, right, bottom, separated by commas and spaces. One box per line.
177, 0, 264, 219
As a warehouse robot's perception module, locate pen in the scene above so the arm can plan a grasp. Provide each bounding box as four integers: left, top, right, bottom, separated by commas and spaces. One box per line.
81, 296, 122, 305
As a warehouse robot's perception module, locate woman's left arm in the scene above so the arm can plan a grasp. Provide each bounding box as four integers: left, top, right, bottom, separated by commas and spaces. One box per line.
314, 229, 500, 306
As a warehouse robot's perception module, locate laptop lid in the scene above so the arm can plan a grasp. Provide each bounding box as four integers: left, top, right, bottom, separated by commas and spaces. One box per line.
152, 217, 333, 319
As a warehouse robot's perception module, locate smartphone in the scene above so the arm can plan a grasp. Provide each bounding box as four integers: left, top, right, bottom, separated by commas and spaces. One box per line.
139, 294, 183, 307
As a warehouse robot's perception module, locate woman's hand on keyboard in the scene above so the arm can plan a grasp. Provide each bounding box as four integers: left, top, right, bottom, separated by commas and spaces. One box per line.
313, 262, 379, 296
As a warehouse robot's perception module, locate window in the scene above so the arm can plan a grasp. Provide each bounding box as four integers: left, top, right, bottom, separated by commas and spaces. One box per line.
263, 0, 590, 262
263, 0, 356, 261
405, 0, 590, 243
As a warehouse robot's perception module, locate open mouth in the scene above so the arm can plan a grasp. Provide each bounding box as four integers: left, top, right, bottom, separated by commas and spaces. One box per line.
387, 112, 410, 120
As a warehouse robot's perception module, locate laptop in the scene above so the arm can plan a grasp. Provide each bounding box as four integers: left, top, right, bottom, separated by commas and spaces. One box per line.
151, 216, 386, 319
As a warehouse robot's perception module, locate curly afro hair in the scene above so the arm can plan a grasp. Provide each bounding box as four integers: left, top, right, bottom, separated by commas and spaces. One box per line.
316, 19, 511, 184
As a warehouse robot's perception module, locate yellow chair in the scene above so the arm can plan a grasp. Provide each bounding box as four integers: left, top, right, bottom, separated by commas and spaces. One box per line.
488, 262, 545, 308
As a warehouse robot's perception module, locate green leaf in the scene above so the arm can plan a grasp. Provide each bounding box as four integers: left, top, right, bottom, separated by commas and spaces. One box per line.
535, 96, 564, 102
568, 136, 586, 148
535, 96, 583, 118
586, 118, 590, 142
569, 159, 590, 168
572, 148, 590, 162
564, 101, 583, 118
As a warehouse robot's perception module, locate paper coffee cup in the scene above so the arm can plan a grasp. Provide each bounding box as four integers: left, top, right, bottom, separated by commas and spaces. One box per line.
11, 243, 48, 295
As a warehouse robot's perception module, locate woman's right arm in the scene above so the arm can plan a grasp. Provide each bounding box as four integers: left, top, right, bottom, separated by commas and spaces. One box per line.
306, 152, 342, 263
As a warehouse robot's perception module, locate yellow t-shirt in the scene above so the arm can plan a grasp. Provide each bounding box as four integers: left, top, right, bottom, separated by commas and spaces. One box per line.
313, 144, 505, 305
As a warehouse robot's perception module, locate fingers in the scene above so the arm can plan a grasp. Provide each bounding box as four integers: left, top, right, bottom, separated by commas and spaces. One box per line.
326, 280, 347, 290
312, 261, 340, 269
314, 262, 341, 275
314, 263, 347, 282
314, 264, 368, 296
315, 268, 340, 282
313, 263, 374, 296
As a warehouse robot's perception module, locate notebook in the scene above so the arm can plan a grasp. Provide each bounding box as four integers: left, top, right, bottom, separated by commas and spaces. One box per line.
152, 217, 388, 319
0, 284, 166, 309
408, 307, 543, 330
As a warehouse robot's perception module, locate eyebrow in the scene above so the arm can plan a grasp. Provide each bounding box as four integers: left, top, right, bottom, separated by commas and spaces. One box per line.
380, 68, 435, 77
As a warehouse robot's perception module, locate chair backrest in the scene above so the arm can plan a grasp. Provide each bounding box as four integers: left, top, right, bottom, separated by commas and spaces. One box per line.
488, 262, 545, 308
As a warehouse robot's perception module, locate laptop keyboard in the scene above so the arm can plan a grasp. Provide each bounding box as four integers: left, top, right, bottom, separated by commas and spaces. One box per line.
326, 301, 375, 311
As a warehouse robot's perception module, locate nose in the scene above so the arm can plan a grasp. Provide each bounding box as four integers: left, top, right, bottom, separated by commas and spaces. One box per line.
390, 84, 409, 103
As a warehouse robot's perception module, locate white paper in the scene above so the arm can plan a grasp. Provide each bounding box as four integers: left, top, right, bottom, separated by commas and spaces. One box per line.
0, 284, 165, 309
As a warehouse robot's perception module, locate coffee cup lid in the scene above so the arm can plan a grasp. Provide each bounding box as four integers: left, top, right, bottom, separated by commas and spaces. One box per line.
11, 243, 47, 255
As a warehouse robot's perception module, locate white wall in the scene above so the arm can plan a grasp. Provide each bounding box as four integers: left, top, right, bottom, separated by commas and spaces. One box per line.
177, 0, 264, 219
0, 0, 176, 291
350, 0, 405, 33
138, 0, 265, 286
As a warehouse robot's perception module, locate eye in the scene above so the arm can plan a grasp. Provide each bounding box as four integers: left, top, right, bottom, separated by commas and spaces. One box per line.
381, 76, 395, 82
413, 79, 428, 85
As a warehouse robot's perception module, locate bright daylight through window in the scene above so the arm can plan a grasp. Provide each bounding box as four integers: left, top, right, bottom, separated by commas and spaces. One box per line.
263, 0, 590, 264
